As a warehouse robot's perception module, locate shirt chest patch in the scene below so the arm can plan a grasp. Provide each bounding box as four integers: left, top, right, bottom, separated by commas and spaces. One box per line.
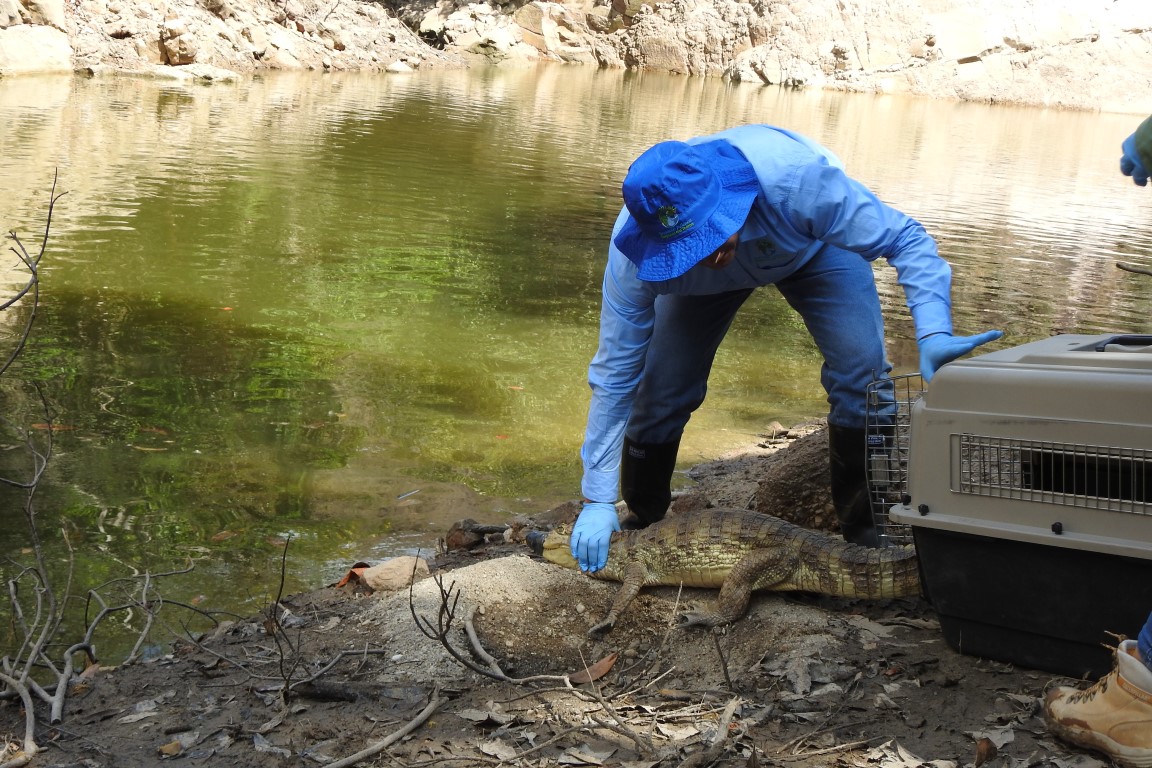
743, 236, 790, 268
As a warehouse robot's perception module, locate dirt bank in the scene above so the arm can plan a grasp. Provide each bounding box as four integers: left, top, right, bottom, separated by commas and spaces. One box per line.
0, 424, 1116, 768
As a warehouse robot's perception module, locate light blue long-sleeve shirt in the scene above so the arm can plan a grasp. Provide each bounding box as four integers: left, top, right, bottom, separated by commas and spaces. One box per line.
580, 124, 953, 504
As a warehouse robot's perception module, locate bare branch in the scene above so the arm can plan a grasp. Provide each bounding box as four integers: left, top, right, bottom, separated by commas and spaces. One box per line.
676, 696, 743, 768
49, 643, 94, 725
324, 686, 447, 768
462, 604, 507, 677
0, 671, 39, 763
1, 173, 64, 379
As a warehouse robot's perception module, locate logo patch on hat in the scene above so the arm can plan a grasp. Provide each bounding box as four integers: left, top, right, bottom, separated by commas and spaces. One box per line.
655, 204, 695, 240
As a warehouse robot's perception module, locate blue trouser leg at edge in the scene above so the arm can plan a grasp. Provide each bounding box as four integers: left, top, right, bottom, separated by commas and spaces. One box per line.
1139, 610, 1152, 669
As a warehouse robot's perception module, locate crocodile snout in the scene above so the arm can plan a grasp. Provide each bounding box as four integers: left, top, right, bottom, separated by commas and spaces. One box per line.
525, 530, 548, 556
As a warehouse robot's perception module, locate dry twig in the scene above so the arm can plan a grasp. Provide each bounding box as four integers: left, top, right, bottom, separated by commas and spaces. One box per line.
676, 696, 744, 768
263, 535, 306, 707
324, 685, 447, 768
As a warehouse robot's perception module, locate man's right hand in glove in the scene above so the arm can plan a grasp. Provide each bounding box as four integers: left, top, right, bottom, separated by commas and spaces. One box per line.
1121, 115, 1152, 187
1121, 133, 1149, 187
570, 501, 619, 573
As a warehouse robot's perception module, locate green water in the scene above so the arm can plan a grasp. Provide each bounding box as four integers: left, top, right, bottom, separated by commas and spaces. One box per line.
1, 65, 1150, 656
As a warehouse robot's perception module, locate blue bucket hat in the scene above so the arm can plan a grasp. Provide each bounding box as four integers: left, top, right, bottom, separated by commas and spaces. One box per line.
614, 139, 759, 281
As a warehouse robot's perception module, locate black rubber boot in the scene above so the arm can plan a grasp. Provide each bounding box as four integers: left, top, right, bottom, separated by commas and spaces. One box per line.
828, 425, 881, 548
525, 530, 547, 556
620, 436, 681, 528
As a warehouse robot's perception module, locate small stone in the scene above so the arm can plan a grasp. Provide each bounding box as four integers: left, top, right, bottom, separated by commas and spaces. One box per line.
162, 16, 187, 37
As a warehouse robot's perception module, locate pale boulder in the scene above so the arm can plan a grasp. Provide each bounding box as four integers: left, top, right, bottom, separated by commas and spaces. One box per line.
362, 556, 431, 592
514, 2, 591, 61
241, 24, 269, 58
0, 24, 71, 74
0, 0, 24, 28
418, 6, 446, 39
24, 0, 64, 28
472, 22, 517, 54
160, 15, 198, 64
917, 9, 994, 61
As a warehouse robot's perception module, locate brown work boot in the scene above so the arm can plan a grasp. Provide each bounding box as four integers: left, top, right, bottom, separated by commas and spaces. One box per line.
1044, 640, 1152, 768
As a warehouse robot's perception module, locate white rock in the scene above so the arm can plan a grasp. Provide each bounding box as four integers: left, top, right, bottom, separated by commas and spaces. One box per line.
0, 24, 71, 74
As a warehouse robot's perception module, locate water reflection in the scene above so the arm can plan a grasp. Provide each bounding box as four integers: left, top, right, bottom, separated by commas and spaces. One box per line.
0, 66, 1150, 652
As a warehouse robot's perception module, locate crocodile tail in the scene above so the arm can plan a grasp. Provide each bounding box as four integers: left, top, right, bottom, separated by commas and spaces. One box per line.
834, 540, 922, 599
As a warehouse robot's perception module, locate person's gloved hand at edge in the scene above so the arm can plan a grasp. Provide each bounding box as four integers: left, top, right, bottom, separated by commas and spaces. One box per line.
570, 501, 620, 572
1121, 134, 1149, 187
919, 330, 1003, 383
1121, 115, 1152, 187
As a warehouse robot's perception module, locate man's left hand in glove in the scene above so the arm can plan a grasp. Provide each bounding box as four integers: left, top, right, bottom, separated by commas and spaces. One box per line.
919, 330, 1004, 383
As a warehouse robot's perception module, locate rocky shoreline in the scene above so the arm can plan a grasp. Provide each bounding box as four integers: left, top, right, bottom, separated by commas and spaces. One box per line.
1, 0, 1151, 113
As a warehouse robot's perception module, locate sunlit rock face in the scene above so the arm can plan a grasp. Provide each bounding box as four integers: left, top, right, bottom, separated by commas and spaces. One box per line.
4, 0, 1152, 113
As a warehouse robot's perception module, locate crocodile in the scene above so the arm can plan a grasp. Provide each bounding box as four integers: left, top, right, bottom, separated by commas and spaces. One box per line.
528, 507, 921, 635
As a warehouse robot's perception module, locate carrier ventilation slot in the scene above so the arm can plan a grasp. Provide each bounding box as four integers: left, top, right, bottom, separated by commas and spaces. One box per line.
951, 434, 1150, 514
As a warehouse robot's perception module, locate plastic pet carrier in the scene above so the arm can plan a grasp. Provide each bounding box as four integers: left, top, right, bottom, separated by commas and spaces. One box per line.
872, 334, 1152, 678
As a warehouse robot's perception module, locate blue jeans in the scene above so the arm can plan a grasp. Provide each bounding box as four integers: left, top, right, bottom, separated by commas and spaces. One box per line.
626, 245, 893, 444
1141, 610, 1152, 665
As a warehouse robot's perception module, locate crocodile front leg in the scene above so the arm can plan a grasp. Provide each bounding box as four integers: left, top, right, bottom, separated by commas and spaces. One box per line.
588, 561, 649, 636
679, 548, 795, 628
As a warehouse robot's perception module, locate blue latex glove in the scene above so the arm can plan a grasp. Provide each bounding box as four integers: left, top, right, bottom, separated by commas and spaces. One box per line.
570, 501, 619, 573
919, 330, 1003, 383
1121, 133, 1150, 187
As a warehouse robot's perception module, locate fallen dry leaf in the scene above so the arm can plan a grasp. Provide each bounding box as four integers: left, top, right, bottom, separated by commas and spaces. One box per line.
457, 708, 512, 726
561, 743, 617, 765
569, 652, 618, 684
331, 562, 372, 588
479, 738, 516, 760
157, 740, 182, 757
974, 736, 997, 767
655, 722, 699, 740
